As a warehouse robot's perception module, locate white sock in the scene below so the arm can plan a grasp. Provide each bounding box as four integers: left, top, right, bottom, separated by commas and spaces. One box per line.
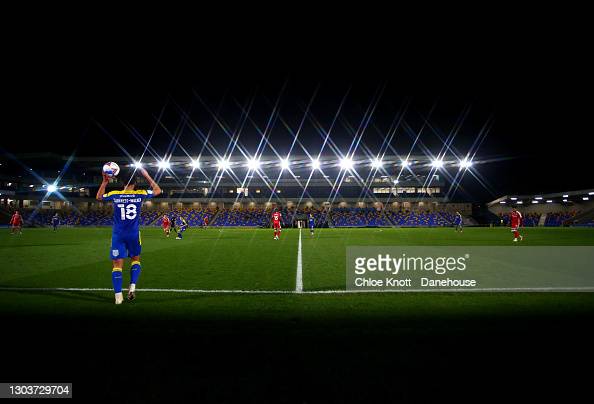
129, 284, 136, 292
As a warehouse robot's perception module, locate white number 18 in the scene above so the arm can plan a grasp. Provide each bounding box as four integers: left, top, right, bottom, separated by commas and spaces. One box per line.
117, 204, 137, 220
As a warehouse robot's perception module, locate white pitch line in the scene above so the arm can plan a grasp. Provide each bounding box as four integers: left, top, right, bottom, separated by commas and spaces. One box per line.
296, 228, 303, 293
1, 287, 594, 294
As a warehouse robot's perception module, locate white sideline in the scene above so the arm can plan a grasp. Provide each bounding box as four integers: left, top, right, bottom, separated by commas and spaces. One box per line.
296, 228, 303, 293
1, 287, 594, 294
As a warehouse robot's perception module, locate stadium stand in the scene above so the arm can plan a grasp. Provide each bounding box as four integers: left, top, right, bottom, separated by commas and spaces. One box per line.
11, 206, 583, 228
383, 210, 456, 227
331, 208, 390, 227
498, 211, 578, 227
155, 208, 218, 227
566, 208, 594, 227
500, 212, 540, 227
211, 208, 269, 227
544, 211, 577, 227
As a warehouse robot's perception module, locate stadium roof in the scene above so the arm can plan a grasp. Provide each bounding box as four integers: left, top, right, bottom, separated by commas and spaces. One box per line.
489, 189, 594, 206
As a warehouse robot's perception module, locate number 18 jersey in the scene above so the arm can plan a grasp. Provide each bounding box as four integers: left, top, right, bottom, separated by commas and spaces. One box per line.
102, 190, 154, 236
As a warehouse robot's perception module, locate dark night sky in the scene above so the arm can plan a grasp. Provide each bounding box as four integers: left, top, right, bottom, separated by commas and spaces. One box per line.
1, 40, 592, 202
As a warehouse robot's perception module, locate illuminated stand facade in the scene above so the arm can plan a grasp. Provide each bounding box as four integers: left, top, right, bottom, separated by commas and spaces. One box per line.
1, 153, 467, 212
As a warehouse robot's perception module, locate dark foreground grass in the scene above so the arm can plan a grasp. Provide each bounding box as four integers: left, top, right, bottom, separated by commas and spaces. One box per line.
2, 227, 594, 401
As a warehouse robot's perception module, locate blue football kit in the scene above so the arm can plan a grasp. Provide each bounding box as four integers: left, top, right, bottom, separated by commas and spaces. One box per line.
455, 213, 463, 230
176, 217, 188, 239
102, 189, 153, 259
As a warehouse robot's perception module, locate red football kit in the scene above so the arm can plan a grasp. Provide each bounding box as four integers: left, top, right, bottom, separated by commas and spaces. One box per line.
272, 212, 282, 239
510, 210, 523, 241
510, 210, 522, 230
10, 213, 22, 226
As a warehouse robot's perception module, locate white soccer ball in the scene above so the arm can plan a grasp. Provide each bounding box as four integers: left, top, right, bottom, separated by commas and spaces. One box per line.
102, 162, 120, 177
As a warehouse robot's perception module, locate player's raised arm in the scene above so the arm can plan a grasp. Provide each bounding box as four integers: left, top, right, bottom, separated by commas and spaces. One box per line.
96, 172, 110, 201
139, 167, 162, 197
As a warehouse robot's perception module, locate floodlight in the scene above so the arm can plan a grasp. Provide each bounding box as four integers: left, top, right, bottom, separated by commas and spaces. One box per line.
431, 159, 444, 169
133, 161, 143, 169
459, 159, 473, 169
217, 159, 231, 170
158, 160, 170, 170
247, 158, 261, 170
340, 157, 353, 170
311, 159, 320, 170
47, 184, 57, 193
371, 158, 383, 169
401, 160, 410, 168
191, 159, 200, 169
280, 158, 290, 170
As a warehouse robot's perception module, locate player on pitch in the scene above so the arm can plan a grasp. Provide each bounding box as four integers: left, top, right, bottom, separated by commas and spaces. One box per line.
96, 167, 161, 304
510, 207, 524, 242
272, 209, 283, 240
52, 213, 60, 231
9, 210, 23, 235
454, 211, 463, 232
162, 214, 171, 237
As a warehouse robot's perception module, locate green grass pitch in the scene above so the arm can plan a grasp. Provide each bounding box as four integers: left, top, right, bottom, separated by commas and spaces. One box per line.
2, 226, 594, 314
3, 226, 594, 400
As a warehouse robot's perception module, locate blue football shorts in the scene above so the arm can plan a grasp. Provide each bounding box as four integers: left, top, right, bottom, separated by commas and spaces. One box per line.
110, 232, 141, 259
